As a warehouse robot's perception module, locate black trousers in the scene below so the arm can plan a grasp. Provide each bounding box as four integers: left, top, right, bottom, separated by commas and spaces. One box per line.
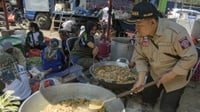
141, 75, 185, 112
0, 80, 5, 95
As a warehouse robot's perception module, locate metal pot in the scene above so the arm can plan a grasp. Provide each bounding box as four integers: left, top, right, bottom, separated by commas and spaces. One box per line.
89, 59, 135, 91
19, 83, 125, 112
110, 37, 134, 61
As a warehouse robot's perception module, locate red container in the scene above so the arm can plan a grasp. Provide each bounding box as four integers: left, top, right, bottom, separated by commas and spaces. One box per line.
98, 39, 110, 57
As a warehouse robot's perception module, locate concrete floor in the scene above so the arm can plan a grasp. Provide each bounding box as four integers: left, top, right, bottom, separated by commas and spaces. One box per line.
123, 81, 200, 112
1, 26, 200, 112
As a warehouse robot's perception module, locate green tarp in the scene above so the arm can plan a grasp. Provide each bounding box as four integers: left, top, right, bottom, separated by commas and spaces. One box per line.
0, 36, 24, 53
158, 0, 167, 14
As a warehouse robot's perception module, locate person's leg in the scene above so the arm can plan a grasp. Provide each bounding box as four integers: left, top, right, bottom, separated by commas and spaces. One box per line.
76, 58, 92, 69
76, 58, 98, 70
76, 58, 97, 81
141, 75, 163, 107
160, 87, 185, 112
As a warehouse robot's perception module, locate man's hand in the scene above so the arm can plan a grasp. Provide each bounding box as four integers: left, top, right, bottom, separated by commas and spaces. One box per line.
158, 71, 177, 87
131, 71, 147, 93
35, 42, 39, 46
29, 43, 34, 47
128, 62, 136, 68
131, 80, 145, 93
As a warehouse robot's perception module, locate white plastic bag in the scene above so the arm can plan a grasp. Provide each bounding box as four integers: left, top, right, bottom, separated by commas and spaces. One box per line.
4, 65, 32, 100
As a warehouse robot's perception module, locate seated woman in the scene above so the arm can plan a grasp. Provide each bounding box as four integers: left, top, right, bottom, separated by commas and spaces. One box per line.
70, 21, 99, 70
25, 22, 45, 56
41, 38, 66, 77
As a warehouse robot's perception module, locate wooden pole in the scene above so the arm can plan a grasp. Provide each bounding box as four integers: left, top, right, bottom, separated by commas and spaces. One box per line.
106, 0, 112, 40
16, 0, 22, 9
1, 0, 9, 30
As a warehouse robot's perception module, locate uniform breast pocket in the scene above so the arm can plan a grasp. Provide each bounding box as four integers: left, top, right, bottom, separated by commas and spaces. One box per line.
159, 43, 176, 63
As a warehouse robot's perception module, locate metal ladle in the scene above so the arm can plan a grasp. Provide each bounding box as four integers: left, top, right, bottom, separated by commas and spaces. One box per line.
89, 80, 158, 110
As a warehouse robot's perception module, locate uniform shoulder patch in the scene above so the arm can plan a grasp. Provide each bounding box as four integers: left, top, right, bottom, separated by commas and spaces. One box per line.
179, 36, 191, 49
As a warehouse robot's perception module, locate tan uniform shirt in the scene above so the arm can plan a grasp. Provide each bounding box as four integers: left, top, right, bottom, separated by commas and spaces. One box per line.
133, 18, 198, 92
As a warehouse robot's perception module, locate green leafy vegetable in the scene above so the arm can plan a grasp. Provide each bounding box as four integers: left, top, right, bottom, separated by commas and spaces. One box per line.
0, 91, 20, 112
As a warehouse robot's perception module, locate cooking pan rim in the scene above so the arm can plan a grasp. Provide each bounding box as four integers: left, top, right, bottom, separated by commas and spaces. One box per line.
89, 61, 136, 85
19, 83, 125, 112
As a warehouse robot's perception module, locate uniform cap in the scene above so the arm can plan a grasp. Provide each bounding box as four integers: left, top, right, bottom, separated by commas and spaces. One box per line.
129, 1, 161, 21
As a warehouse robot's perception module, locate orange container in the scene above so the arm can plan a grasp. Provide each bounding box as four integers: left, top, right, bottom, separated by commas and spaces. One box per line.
28, 49, 41, 57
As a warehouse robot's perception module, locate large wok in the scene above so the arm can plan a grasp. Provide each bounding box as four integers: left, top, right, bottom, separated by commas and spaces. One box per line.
19, 83, 125, 112
89, 59, 136, 92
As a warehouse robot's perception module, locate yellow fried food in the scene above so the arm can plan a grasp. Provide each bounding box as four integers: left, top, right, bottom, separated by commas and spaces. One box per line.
41, 99, 106, 112
94, 65, 137, 83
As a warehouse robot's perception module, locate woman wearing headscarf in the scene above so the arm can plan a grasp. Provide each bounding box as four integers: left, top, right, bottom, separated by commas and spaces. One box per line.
41, 38, 66, 76
70, 21, 99, 70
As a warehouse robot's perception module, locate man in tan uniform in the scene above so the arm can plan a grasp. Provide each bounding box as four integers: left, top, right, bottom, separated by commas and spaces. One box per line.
129, 1, 198, 112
